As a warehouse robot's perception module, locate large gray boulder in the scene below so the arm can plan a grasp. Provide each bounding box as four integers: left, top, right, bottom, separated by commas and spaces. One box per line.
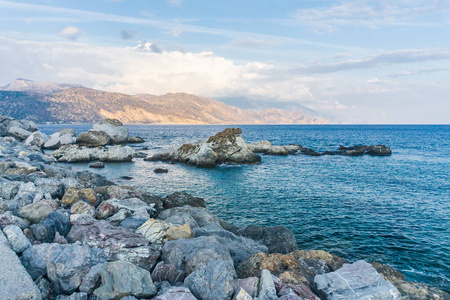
163, 192, 206, 209
92, 119, 129, 144
185, 259, 236, 300
314, 260, 401, 300
76, 130, 111, 147
44, 129, 76, 149
239, 224, 298, 254
0, 230, 42, 299
19, 200, 58, 224
158, 205, 221, 229
258, 269, 277, 300
24, 131, 49, 148
47, 244, 106, 294
154, 287, 197, 300
99, 145, 134, 162
3, 224, 31, 253
93, 260, 157, 299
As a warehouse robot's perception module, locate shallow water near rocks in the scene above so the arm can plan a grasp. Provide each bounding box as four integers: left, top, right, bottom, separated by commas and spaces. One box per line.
39, 124, 450, 291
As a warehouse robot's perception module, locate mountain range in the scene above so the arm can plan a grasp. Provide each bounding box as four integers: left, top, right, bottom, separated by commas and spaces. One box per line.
0, 79, 328, 124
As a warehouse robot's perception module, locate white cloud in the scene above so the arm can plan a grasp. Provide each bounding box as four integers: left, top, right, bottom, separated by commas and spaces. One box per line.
292, 0, 449, 33
58, 26, 83, 40
167, 0, 184, 7
0, 37, 316, 102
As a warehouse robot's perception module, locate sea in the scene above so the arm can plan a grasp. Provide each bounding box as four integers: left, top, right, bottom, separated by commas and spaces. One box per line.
38, 124, 450, 292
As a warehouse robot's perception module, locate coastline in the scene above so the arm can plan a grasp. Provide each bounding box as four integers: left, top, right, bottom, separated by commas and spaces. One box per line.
0, 116, 448, 299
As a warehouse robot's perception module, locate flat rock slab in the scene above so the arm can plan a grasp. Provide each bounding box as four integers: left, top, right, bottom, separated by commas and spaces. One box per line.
314, 260, 401, 300
0, 230, 42, 300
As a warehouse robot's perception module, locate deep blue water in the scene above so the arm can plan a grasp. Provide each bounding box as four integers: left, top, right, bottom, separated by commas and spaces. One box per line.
39, 124, 450, 291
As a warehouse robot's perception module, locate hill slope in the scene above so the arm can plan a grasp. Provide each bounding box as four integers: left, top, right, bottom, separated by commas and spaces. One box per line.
0, 80, 328, 124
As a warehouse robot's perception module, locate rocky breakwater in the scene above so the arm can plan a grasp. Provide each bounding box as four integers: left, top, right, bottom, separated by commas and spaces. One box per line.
145, 128, 261, 167
0, 116, 447, 300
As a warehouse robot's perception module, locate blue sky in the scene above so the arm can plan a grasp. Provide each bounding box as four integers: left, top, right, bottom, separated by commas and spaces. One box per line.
0, 0, 449, 123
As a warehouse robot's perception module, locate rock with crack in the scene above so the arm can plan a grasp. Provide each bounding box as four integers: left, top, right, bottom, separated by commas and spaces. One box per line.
314, 260, 401, 300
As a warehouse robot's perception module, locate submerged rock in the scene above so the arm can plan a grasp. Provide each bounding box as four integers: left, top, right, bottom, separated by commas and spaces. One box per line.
163, 192, 206, 209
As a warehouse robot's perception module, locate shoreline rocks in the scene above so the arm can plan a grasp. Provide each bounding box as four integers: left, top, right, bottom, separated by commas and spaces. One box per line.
0, 116, 446, 300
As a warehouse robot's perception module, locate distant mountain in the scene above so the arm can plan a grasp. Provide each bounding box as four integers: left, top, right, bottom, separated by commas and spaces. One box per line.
1, 79, 81, 94
0, 80, 328, 124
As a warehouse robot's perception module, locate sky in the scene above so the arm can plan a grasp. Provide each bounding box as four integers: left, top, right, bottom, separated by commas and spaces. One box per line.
0, 0, 449, 124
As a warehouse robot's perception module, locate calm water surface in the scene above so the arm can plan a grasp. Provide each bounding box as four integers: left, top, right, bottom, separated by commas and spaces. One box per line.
39, 124, 450, 291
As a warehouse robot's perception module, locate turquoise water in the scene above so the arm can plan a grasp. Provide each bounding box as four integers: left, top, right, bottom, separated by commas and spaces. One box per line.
39, 124, 450, 291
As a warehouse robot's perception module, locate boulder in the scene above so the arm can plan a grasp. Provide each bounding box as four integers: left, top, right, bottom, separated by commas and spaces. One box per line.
76, 130, 111, 147
127, 136, 145, 143
0, 211, 30, 230
93, 260, 157, 300
8, 126, 33, 140
3, 224, 31, 253
185, 259, 236, 300
99, 145, 134, 162
92, 119, 129, 144
70, 201, 96, 217
136, 218, 170, 246
52, 145, 94, 162
155, 287, 197, 300
151, 262, 186, 284
89, 161, 105, 168
0, 181, 21, 200
62, 187, 100, 207
21, 243, 60, 279
163, 191, 206, 209
34, 178, 65, 199
0, 230, 42, 300
99, 198, 155, 217
47, 244, 106, 294
158, 205, 220, 229
24, 131, 49, 148
44, 130, 76, 149
108, 245, 160, 271
314, 260, 401, 300
20, 200, 58, 224
165, 224, 194, 241
239, 224, 298, 254
31, 210, 71, 243
258, 269, 278, 300
55, 293, 88, 300
233, 277, 259, 298
67, 216, 149, 250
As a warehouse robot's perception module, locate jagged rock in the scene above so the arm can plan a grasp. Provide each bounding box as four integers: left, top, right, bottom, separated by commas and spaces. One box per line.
44, 130, 75, 149
101, 198, 155, 216
62, 187, 100, 207
24, 131, 49, 148
47, 244, 106, 294
185, 259, 236, 300
8, 126, 33, 140
163, 191, 206, 209
97, 201, 118, 219
74, 170, 113, 188
20, 200, 58, 224
52, 145, 94, 162
294, 250, 348, 272
99, 145, 134, 162
0, 211, 30, 230
151, 262, 186, 284
3, 224, 31, 253
34, 178, 65, 199
120, 216, 147, 230
149, 128, 261, 167
278, 282, 320, 300
0, 230, 42, 300
154, 168, 169, 173
76, 130, 111, 147
137, 218, 170, 246
31, 210, 71, 243
234, 288, 253, 300
66, 216, 149, 250
55, 293, 88, 300
89, 161, 105, 168
239, 224, 298, 254
93, 260, 157, 300
154, 287, 197, 300
107, 209, 132, 223
158, 205, 220, 229
35, 276, 50, 300
259, 269, 278, 300
165, 224, 194, 241
0, 180, 21, 199
314, 260, 401, 300
21, 243, 59, 279
234, 277, 259, 298
70, 201, 96, 217
92, 119, 129, 144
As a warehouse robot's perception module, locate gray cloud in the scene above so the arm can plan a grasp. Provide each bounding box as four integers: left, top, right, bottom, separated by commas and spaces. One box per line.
58, 26, 83, 40
120, 29, 138, 40
300, 49, 450, 73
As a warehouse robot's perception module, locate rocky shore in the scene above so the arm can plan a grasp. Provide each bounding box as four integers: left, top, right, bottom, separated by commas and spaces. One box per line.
0, 116, 448, 300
